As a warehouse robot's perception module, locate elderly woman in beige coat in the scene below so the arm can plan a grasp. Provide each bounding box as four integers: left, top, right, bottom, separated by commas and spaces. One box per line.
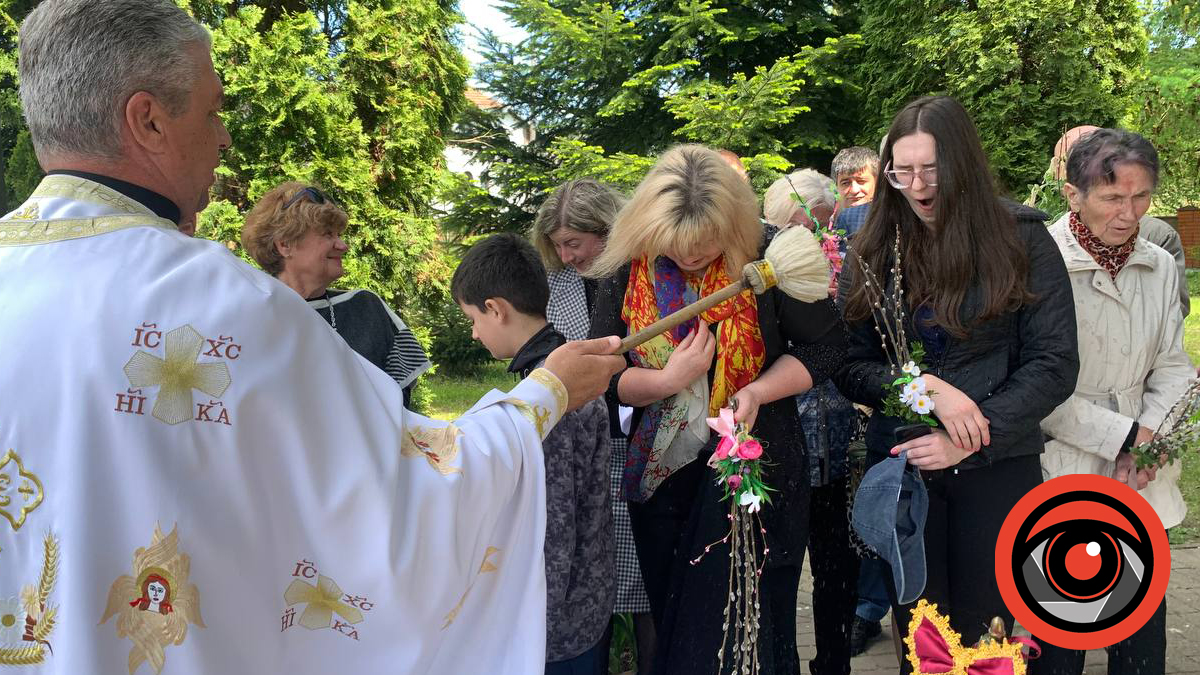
1037, 129, 1193, 675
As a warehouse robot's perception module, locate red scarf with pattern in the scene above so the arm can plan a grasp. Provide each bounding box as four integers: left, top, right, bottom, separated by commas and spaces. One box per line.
1069, 211, 1138, 280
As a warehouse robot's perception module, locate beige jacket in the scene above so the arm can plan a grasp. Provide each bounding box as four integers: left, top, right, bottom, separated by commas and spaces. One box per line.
1041, 215, 1194, 528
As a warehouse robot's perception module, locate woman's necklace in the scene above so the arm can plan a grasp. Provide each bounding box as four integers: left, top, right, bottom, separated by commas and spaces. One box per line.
324, 291, 337, 331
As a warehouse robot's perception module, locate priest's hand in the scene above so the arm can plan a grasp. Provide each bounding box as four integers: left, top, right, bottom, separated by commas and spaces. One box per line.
544, 336, 626, 412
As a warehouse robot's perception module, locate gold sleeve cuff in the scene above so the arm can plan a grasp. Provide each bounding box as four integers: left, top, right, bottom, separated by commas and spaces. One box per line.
528, 368, 568, 418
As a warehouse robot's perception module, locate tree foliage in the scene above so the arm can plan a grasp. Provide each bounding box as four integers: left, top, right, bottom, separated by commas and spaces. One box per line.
190, 0, 467, 312
443, 0, 864, 236
857, 0, 1146, 193
1130, 0, 1200, 209
0, 1, 466, 314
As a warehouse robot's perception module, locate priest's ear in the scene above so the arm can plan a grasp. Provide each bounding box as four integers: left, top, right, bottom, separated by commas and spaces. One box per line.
124, 91, 172, 154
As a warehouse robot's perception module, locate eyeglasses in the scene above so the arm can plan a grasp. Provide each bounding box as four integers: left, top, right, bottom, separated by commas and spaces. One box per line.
883, 162, 939, 189
282, 186, 333, 210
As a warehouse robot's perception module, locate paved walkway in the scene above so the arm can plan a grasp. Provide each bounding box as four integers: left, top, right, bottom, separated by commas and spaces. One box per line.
796, 544, 1200, 674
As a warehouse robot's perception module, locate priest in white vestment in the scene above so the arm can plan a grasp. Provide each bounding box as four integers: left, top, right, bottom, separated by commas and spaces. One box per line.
0, 1, 624, 673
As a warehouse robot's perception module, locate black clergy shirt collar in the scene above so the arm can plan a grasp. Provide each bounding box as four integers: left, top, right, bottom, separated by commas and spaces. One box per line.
47, 169, 181, 225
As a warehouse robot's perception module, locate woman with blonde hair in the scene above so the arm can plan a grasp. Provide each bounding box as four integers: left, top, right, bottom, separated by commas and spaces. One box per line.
242, 182, 431, 404
589, 144, 846, 674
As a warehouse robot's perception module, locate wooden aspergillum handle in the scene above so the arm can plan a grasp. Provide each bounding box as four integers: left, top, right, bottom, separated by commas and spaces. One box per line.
619, 278, 749, 353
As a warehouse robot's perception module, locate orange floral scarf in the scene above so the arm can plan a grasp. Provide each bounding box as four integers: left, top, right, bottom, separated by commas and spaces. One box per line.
620, 254, 767, 500
623, 254, 765, 413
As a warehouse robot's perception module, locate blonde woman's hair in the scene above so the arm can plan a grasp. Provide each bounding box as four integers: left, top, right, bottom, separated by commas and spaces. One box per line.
529, 178, 626, 271
587, 144, 763, 279
241, 181, 349, 276
762, 169, 834, 226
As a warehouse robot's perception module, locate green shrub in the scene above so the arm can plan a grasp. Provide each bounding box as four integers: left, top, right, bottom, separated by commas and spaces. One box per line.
417, 298, 493, 377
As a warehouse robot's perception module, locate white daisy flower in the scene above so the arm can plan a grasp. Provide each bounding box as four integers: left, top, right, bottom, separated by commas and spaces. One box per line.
911, 395, 934, 416
901, 361, 920, 376
0, 597, 25, 645
739, 491, 763, 513
899, 388, 914, 405
904, 376, 927, 396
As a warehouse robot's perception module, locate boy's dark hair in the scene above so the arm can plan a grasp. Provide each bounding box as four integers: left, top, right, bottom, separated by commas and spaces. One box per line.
451, 232, 550, 318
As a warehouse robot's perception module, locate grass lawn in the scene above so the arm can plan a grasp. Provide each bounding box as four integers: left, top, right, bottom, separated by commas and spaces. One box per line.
423, 361, 519, 421
424, 294, 1200, 544
1173, 292, 1200, 544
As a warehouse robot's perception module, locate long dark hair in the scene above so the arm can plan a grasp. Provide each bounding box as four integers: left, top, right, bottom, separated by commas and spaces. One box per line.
844, 96, 1033, 337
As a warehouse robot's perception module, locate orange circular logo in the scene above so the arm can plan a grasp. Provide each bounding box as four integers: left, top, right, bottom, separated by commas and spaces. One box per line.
995, 474, 1170, 650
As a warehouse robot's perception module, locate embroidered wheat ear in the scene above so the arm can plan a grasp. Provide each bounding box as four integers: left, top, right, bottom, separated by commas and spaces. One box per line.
37, 532, 59, 609
0, 646, 46, 665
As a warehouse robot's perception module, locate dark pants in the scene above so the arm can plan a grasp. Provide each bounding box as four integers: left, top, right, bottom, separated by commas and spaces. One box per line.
1031, 586, 1167, 675
546, 627, 611, 675
883, 454, 1043, 674
806, 478, 858, 675
629, 460, 803, 674
627, 460, 703, 630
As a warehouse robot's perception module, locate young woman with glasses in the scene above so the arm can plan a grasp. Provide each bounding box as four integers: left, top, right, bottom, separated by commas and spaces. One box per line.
834, 96, 1080, 668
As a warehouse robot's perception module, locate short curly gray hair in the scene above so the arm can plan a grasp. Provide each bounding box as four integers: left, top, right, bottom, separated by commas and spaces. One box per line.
19, 0, 211, 161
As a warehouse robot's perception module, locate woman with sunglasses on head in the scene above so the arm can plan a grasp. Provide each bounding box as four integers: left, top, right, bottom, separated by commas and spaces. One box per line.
242, 182, 431, 404
833, 96, 1079, 668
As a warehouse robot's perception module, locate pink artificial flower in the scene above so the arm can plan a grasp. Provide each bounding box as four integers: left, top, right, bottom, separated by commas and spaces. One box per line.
737, 439, 763, 460
727, 474, 743, 490
706, 407, 737, 439
714, 435, 736, 460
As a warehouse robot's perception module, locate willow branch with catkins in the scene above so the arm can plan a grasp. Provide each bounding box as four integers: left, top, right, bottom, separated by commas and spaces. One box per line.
848, 227, 917, 374
1133, 380, 1200, 470
847, 227, 939, 425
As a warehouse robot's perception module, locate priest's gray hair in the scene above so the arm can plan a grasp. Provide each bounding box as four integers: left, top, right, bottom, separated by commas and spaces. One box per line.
18, 0, 212, 161
762, 169, 835, 227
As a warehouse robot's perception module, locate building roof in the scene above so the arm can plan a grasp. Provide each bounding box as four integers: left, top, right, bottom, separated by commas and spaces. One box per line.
465, 88, 501, 110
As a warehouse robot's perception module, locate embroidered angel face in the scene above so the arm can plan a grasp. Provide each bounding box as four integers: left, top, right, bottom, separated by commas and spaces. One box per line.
102, 526, 204, 674
132, 573, 173, 615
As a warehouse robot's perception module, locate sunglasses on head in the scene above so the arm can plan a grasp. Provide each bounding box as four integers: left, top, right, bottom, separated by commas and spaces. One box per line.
282, 186, 333, 210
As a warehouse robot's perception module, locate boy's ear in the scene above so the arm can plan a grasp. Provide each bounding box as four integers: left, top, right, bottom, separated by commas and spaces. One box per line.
483, 297, 510, 322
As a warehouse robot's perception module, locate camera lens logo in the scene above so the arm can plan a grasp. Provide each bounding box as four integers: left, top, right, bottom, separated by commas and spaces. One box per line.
995, 474, 1170, 650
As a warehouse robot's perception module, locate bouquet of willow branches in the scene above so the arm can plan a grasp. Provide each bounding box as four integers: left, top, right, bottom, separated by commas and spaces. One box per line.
847, 228, 937, 427
1131, 380, 1200, 470
692, 404, 772, 675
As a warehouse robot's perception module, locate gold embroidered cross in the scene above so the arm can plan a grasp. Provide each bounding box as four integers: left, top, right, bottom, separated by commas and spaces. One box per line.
124, 325, 230, 425
0, 449, 44, 532
284, 575, 364, 630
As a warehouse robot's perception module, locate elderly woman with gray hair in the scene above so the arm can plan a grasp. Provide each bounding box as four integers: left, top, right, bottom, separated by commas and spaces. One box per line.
763, 169, 838, 229
763, 169, 859, 675
1035, 129, 1194, 675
